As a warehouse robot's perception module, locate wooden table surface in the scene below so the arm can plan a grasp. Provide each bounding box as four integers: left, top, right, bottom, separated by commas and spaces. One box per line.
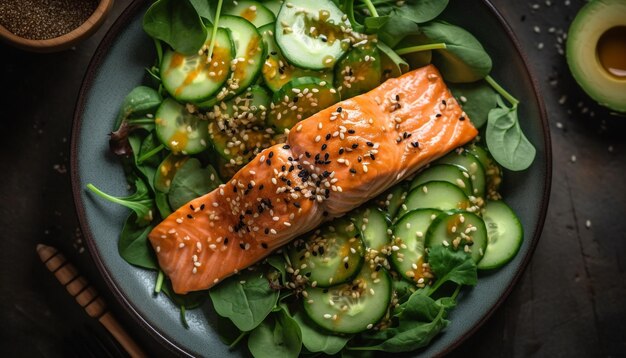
1, 0, 624, 356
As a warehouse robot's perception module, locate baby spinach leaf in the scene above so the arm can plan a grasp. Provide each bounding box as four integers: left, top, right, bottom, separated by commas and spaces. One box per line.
138, 131, 164, 167
118, 213, 157, 269
486, 96, 536, 171
248, 308, 302, 358
266, 255, 287, 283
114, 86, 162, 128
355, 296, 448, 352
427, 245, 477, 295
394, 33, 434, 69
167, 158, 221, 210
155, 191, 173, 219
143, 0, 207, 55
210, 268, 280, 332
382, 0, 449, 24
87, 177, 154, 226
161, 280, 209, 310
378, 41, 409, 79
378, 15, 420, 48
449, 80, 499, 128
420, 20, 492, 83
111, 86, 161, 158
188, 0, 213, 20
293, 311, 350, 355
363, 15, 390, 31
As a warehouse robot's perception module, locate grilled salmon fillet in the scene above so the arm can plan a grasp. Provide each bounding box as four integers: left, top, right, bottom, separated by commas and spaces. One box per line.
149, 65, 478, 293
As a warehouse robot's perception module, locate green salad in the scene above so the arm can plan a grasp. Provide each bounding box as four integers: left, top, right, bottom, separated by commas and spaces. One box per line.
88, 0, 536, 356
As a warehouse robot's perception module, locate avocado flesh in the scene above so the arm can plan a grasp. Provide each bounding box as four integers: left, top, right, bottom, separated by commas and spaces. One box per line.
566, 0, 626, 113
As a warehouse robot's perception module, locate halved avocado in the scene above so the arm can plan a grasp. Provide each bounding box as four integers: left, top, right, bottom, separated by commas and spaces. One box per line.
566, 0, 626, 113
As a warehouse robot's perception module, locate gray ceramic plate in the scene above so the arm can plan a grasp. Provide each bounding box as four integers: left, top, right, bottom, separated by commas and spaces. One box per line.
71, 1, 551, 356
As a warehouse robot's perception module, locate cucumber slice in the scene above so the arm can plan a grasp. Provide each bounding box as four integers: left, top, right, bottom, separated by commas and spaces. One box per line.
391, 209, 441, 283
289, 219, 364, 288
154, 154, 190, 193
161, 28, 234, 102
208, 121, 273, 165
426, 210, 488, 263
334, 41, 382, 99
218, 16, 266, 99
155, 98, 210, 155
437, 149, 487, 198
466, 144, 503, 199
352, 206, 390, 251
410, 164, 473, 197
261, 0, 282, 16
303, 265, 392, 334
275, 0, 352, 70
224, 0, 275, 27
376, 183, 409, 219
267, 77, 340, 131
259, 24, 333, 92
477, 201, 523, 270
397, 181, 471, 219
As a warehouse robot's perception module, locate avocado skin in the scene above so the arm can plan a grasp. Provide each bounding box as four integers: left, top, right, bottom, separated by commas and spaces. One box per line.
566, 0, 626, 113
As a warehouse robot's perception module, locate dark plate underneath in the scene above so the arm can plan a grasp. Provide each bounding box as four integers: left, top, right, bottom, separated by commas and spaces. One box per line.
71, 1, 551, 356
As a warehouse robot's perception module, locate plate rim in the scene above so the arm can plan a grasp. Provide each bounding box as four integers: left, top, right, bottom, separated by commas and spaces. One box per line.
70, 0, 552, 356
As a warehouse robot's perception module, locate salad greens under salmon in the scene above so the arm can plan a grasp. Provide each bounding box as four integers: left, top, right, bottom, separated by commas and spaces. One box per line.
87, 0, 536, 356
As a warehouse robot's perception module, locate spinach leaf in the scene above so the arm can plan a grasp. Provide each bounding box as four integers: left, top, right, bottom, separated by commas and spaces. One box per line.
427, 245, 477, 295
161, 281, 209, 310
378, 41, 409, 79
449, 80, 499, 128
127, 133, 157, 191
248, 308, 302, 358
363, 15, 390, 31
143, 0, 207, 55
401, 0, 449, 23
486, 96, 536, 171
354, 295, 448, 352
87, 177, 154, 226
393, 34, 434, 69
114, 86, 162, 129
138, 131, 164, 167
155, 191, 173, 219
188, 0, 213, 20
167, 158, 221, 210
420, 20, 492, 83
293, 311, 350, 355
118, 213, 156, 269
266, 254, 287, 284
378, 15, 420, 48
110, 86, 161, 158
210, 268, 280, 331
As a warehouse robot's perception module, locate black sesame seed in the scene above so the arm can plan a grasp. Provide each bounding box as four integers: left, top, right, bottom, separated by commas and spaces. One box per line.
351, 143, 358, 149
259, 184, 264, 190
187, 214, 193, 219
294, 202, 301, 208
269, 151, 274, 158
200, 204, 205, 210
349, 168, 357, 174
366, 141, 374, 147
395, 94, 400, 101
266, 159, 272, 166
411, 141, 420, 148
248, 183, 253, 189
325, 133, 331, 140
344, 262, 349, 269
339, 148, 344, 155
240, 243, 246, 249
265, 228, 270, 234
233, 187, 238, 193
357, 156, 362, 162
371, 154, 376, 160
261, 242, 268, 249
224, 237, 229, 244
189, 204, 195, 210
459, 116, 465, 121
322, 211, 329, 217
321, 144, 327, 150
337, 106, 343, 113
436, 113, 442, 118
283, 144, 290, 149
348, 129, 355, 134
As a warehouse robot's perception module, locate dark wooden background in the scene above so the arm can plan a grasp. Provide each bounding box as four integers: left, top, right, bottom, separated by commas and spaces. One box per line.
1, 0, 624, 356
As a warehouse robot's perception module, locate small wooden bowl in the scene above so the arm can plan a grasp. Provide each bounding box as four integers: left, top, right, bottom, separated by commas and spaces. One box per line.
0, 0, 114, 53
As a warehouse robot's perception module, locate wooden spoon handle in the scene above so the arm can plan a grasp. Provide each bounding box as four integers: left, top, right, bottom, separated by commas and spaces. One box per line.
37, 244, 147, 358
